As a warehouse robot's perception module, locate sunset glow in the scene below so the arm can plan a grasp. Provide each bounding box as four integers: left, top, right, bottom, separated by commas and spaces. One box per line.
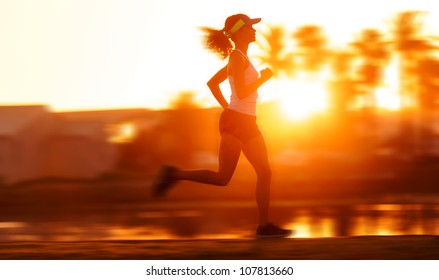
1, 0, 438, 111
3, 0, 439, 264
375, 88, 402, 111
277, 79, 329, 121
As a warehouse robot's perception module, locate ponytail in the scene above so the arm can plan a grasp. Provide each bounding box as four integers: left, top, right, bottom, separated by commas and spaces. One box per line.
200, 27, 234, 60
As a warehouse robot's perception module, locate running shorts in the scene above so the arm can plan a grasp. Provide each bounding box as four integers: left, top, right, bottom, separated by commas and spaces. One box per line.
219, 109, 261, 142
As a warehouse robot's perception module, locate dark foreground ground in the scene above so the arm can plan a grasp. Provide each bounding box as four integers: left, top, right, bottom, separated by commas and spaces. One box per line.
1, 236, 438, 260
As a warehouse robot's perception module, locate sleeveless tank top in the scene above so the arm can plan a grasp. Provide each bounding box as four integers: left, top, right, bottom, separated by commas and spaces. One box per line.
228, 49, 259, 116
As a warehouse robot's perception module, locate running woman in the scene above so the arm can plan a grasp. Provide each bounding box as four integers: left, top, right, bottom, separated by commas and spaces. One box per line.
153, 14, 292, 238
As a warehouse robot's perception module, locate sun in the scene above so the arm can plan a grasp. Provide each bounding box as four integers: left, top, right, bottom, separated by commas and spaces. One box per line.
275, 78, 329, 121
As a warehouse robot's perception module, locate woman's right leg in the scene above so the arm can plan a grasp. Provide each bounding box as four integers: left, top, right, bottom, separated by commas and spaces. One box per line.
174, 133, 242, 186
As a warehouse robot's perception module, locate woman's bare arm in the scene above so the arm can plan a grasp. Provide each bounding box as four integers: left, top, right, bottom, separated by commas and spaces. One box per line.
207, 65, 229, 109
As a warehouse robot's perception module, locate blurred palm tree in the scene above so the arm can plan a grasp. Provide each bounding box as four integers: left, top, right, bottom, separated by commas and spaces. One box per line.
256, 25, 296, 79
350, 28, 391, 109
390, 11, 437, 107
417, 56, 439, 110
389, 11, 439, 155
327, 50, 357, 116
169, 91, 201, 109
292, 25, 329, 75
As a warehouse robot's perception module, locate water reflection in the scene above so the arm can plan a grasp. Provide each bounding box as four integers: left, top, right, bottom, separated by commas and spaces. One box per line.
0, 201, 438, 241
351, 204, 439, 236
285, 216, 335, 238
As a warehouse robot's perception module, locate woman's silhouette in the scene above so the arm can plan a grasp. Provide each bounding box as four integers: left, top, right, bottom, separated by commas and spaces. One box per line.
153, 14, 292, 238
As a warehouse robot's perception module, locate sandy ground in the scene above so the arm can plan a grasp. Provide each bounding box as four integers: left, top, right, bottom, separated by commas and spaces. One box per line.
0, 236, 438, 260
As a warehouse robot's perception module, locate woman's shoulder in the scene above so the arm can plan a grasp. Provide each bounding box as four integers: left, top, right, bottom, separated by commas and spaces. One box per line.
229, 50, 249, 68
230, 49, 248, 59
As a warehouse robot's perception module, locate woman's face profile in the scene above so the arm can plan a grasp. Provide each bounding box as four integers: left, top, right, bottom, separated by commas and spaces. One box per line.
234, 25, 256, 44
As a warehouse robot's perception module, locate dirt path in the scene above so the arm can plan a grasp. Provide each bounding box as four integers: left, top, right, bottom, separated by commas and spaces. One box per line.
1, 236, 438, 260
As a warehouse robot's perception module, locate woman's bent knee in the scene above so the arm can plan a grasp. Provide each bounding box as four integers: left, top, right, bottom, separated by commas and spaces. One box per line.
216, 177, 230, 186
214, 174, 231, 186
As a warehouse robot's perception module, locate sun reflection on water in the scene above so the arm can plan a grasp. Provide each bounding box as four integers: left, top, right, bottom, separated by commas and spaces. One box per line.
107, 226, 176, 240
1, 202, 439, 241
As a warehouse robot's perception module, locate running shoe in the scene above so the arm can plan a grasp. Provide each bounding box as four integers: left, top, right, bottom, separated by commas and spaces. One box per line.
152, 165, 177, 197
255, 223, 293, 238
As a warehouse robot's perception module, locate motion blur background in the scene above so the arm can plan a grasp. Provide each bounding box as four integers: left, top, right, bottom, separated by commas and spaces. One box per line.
1, 0, 439, 241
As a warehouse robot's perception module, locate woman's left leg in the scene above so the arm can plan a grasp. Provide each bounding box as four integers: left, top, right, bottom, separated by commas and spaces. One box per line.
241, 134, 272, 226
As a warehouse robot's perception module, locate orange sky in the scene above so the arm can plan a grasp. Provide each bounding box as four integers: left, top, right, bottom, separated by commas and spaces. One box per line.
0, 0, 438, 112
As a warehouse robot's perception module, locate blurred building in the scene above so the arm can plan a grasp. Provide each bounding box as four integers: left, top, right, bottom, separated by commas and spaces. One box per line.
0, 106, 149, 184
0, 106, 54, 183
